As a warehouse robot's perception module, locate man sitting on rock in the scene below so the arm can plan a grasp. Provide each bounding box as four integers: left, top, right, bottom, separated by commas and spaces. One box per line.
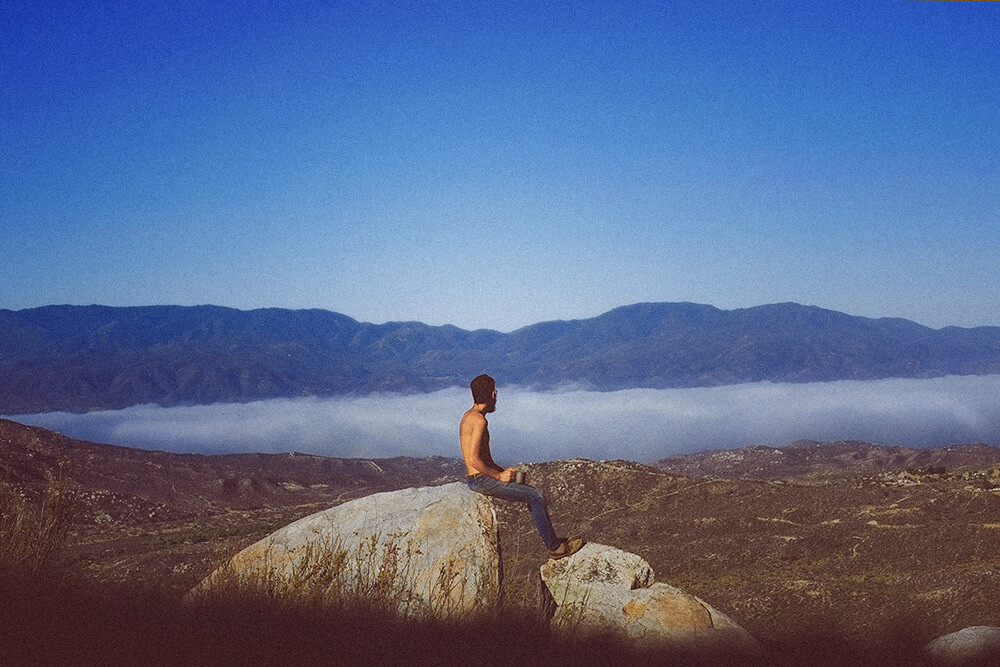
460, 373, 583, 560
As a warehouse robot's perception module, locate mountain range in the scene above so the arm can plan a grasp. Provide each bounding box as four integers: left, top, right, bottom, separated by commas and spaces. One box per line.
2, 301, 999, 414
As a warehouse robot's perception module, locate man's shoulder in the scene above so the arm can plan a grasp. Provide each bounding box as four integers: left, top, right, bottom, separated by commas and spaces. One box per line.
461, 408, 487, 426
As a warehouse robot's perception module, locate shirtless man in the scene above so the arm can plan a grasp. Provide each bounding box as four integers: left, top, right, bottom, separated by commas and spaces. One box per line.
460, 374, 583, 560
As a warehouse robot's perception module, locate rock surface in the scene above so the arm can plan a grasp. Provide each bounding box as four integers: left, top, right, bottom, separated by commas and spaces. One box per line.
540, 542, 758, 654
188, 482, 499, 618
925, 626, 1000, 666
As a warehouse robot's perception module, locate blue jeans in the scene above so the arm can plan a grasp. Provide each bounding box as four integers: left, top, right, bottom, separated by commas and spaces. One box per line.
466, 475, 560, 551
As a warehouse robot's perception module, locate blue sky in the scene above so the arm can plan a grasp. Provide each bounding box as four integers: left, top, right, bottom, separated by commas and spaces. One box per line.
3, 1, 998, 332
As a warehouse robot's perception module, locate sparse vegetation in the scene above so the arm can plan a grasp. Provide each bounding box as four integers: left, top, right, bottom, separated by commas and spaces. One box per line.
0, 468, 77, 578
2, 568, 704, 666
906, 465, 948, 477
5, 420, 1000, 664
193, 527, 504, 625
195, 532, 415, 616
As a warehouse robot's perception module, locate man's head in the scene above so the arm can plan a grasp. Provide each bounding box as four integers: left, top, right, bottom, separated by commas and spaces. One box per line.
470, 374, 496, 411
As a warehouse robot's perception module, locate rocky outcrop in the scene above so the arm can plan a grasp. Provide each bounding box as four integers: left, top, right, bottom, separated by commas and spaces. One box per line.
187, 482, 500, 619
925, 626, 1000, 665
539, 543, 758, 654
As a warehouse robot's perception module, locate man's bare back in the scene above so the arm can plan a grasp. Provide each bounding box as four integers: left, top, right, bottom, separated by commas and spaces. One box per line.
460, 403, 514, 482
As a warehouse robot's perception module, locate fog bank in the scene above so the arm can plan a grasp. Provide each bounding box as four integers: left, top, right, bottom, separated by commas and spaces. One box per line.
8, 375, 1000, 463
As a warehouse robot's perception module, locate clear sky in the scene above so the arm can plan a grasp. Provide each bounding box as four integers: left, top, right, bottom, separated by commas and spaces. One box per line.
3, 1, 998, 332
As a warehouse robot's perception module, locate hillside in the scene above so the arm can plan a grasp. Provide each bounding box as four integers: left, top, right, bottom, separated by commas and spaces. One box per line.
505, 455, 1000, 654
0, 418, 463, 523
654, 439, 1000, 480
2, 302, 999, 414
5, 419, 1000, 660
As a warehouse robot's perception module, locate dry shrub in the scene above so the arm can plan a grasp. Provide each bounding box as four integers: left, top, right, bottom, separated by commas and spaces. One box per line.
0, 468, 78, 577
192, 530, 490, 621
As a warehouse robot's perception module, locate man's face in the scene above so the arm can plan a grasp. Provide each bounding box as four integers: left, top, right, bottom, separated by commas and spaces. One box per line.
484, 389, 497, 413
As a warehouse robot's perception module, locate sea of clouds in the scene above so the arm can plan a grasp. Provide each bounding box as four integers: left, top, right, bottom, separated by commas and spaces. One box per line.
7, 375, 1000, 463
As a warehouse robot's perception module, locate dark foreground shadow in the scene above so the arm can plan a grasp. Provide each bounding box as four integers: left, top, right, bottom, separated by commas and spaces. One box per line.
0, 573, 961, 666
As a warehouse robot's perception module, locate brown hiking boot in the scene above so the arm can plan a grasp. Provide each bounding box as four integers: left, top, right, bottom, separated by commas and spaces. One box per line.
548, 535, 585, 560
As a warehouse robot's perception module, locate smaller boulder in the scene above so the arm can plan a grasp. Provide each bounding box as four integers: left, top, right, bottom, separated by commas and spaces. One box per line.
539, 542, 757, 655
541, 542, 653, 608
925, 626, 1000, 666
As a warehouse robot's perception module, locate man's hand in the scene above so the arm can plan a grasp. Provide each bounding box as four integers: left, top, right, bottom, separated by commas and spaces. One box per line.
498, 468, 516, 483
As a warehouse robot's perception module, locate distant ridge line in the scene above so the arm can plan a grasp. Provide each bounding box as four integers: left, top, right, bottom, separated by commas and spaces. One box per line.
1, 302, 999, 414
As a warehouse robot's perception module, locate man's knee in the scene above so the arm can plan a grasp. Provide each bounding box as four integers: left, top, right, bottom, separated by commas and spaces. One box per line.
525, 485, 546, 506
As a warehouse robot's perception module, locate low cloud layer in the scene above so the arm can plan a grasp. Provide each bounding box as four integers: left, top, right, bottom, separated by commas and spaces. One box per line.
8, 375, 1000, 463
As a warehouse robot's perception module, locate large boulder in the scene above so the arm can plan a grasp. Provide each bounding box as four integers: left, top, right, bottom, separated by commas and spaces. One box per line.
539, 543, 758, 654
188, 482, 500, 619
925, 626, 1000, 665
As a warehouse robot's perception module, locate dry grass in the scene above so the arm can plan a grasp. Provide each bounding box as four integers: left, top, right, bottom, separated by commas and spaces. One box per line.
0, 568, 793, 667
193, 531, 418, 617
0, 487, 753, 665
0, 483, 938, 666
0, 468, 78, 578
0, 566, 935, 667
2, 454, 981, 664
191, 527, 502, 625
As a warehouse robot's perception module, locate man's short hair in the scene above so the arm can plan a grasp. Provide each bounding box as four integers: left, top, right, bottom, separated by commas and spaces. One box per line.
470, 374, 496, 404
